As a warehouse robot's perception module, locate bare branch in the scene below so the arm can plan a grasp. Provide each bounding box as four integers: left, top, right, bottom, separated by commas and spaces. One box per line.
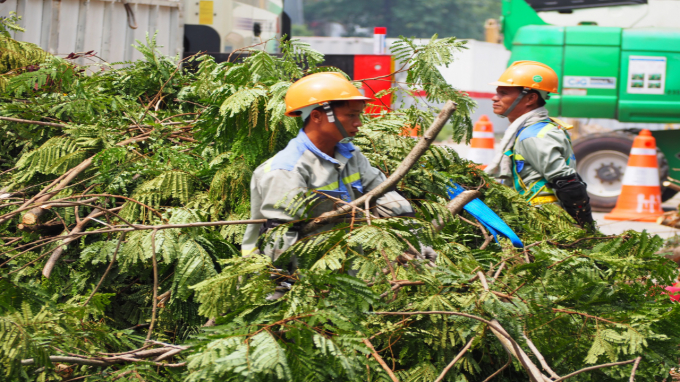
362, 338, 400, 382
552, 358, 639, 382
629, 356, 641, 382
146, 229, 159, 342
302, 100, 458, 235
434, 337, 475, 382
523, 333, 561, 380
82, 232, 127, 306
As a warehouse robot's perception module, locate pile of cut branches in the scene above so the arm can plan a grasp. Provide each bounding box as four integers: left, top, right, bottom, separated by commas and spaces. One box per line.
1, 18, 679, 381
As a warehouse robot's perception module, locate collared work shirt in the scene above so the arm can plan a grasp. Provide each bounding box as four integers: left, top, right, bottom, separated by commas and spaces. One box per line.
242, 129, 413, 260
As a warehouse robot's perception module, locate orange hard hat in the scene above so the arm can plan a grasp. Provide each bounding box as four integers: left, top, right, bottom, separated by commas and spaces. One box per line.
489, 61, 559, 94
284, 72, 373, 117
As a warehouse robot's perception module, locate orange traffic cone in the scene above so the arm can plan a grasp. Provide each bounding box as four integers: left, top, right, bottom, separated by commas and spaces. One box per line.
467, 115, 495, 169
604, 129, 663, 222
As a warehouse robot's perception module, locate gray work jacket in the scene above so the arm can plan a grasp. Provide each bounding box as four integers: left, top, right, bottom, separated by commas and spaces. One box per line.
242, 129, 413, 260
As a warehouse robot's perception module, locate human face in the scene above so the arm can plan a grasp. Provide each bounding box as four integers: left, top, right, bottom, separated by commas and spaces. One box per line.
491, 86, 522, 117
322, 100, 365, 142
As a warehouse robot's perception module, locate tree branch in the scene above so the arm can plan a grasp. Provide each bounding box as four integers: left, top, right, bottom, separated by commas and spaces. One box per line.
301, 100, 457, 235
42, 207, 115, 278
434, 337, 475, 382
362, 337, 400, 382
523, 333, 561, 380
552, 358, 639, 382
146, 229, 159, 342
481, 353, 512, 382
432, 190, 481, 232
629, 356, 641, 382
82, 232, 126, 306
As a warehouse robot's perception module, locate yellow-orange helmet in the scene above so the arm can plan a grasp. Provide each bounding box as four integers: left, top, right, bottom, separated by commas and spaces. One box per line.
284, 72, 372, 117
489, 61, 559, 94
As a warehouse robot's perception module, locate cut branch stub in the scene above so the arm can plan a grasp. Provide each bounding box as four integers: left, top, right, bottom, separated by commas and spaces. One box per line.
432, 190, 481, 232
301, 100, 458, 235
15, 133, 151, 227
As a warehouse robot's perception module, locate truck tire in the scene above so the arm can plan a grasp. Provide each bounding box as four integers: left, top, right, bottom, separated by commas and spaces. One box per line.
572, 132, 673, 212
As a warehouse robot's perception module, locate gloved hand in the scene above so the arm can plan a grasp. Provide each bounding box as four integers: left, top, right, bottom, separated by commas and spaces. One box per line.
550, 173, 595, 230
266, 268, 295, 301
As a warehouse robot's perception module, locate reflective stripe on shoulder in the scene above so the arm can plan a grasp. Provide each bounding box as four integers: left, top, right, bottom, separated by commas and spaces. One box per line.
536, 124, 555, 138
263, 159, 273, 173
518, 121, 555, 142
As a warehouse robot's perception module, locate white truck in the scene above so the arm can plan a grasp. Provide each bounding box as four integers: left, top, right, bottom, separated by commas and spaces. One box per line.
0, 0, 284, 62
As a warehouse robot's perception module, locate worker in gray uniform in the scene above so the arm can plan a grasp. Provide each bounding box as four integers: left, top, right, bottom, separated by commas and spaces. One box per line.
484, 61, 595, 229
242, 72, 417, 267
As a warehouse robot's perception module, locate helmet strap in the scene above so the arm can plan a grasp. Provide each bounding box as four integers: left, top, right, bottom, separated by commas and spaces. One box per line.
500, 87, 529, 118
321, 102, 354, 143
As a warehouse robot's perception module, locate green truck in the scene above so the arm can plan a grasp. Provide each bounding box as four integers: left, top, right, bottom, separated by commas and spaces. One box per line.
500, 0, 680, 210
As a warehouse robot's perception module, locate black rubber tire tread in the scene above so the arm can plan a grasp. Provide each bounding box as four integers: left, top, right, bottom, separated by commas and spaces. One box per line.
572, 133, 633, 212
572, 132, 674, 212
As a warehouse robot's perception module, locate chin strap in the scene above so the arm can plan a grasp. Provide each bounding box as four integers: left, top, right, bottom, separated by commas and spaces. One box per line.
321, 102, 354, 143
500, 87, 530, 118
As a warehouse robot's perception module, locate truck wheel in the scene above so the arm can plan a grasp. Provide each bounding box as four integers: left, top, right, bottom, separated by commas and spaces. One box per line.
572, 132, 673, 212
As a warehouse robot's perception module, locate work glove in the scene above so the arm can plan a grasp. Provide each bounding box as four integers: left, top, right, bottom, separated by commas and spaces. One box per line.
266, 268, 295, 301
550, 173, 596, 231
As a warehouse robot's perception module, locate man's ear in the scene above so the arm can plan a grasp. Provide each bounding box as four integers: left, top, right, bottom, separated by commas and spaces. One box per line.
525, 91, 539, 107
309, 109, 324, 124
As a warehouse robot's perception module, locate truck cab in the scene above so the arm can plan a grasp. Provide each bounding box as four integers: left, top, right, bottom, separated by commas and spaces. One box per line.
500, 0, 680, 209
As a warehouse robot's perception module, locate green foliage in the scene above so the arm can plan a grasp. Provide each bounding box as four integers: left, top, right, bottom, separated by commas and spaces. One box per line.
0, 32, 678, 382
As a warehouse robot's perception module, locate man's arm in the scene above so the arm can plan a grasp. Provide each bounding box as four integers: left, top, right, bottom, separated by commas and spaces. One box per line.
356, 152, 415, 217
249, 168, 309, 261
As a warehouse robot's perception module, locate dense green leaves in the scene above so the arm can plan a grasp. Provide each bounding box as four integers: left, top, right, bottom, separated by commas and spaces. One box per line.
0, 32, 678, 382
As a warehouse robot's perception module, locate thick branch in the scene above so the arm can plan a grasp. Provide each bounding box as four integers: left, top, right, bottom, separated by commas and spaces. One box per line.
301, 100, 457, 235
42, 207, 108, 278
433, 190, 481, 232
370, 310, 547, 381
475, 272, 548, 382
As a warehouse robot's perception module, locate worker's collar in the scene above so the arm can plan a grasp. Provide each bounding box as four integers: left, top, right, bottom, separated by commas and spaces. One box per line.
298, 129, 355, 164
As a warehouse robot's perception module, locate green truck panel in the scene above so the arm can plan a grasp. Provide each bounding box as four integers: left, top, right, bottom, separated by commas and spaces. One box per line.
509, 23, 680, 122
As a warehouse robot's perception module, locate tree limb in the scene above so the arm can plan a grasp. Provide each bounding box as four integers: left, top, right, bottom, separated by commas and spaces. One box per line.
523, 333, 561, 380
433, 190, 481, 232
82, 232, 126, 306
434, 337, 475, 382
481, 353, 512, 382
146, 229, 159, 342
301, 100, 457, 235
629, 356, 641, 382
42, 207, 109, 278
362, 337, 400, 382
552, 358, 639, 382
